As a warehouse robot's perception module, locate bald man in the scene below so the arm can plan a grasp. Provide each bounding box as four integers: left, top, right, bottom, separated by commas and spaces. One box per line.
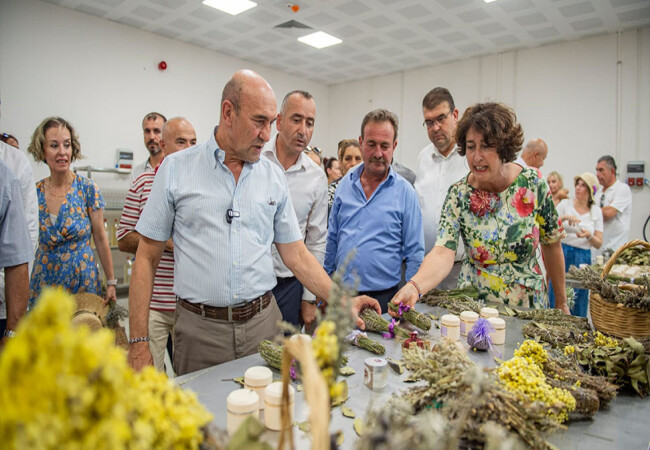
117, 117, 196, 372
127, 70, 380, 374
516, 138, 548, 169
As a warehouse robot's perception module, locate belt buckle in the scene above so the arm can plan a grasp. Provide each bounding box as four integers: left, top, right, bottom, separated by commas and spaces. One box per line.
199, 303, 206, 317
227, 305, 233, 322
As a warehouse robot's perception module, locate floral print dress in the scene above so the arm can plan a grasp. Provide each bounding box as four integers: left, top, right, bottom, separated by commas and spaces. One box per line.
29, 174, 105, 305
436, 168, 564, 308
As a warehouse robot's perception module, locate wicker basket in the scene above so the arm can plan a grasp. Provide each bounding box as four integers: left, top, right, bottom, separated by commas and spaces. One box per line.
589, 239, 650, 339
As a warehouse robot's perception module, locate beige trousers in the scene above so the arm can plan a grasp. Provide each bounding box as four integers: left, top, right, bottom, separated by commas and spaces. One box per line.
173, 296, 282, 376
148, 309, 175, 372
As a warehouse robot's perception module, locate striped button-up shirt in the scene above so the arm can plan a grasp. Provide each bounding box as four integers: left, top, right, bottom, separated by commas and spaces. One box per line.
117, 169, 175, 311
136, 133, 302, 307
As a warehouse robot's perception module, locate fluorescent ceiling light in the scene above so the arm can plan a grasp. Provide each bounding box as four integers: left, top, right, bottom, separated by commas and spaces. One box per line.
298, 31, 342, 49
483, 0, 497, 3
202, 0, 257, 16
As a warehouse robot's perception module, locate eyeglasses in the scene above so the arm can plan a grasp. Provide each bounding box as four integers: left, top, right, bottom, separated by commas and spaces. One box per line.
304, 146, 322, 155
423, 111, 452, 129
599, 195, 605, 208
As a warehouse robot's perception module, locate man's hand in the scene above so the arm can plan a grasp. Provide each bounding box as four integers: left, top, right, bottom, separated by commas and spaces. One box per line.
164, 238, 174, 252
300, 300, 318, 330
351, 295, 381, 330
388, 282, 419, 318
127, 341, 154, 371
103, 285, 117, 306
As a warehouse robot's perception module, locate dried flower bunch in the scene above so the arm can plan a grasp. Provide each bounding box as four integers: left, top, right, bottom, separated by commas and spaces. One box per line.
568, 266, 650, 311
421, 286, 482, 315
0, 288, 215, 449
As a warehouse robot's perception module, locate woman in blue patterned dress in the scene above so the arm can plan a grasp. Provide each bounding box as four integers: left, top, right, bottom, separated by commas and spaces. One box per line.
27, 117, 116, 306
390, 103, 570, 313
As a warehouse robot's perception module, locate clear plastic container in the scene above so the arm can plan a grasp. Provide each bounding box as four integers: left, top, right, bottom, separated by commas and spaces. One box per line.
364, 357, 388, 390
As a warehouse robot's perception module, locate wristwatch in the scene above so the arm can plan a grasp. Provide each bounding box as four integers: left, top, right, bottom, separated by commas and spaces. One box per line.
3, 329, 16, 338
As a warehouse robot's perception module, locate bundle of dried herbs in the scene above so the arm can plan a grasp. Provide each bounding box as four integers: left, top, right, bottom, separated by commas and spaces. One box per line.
346, 331, 386, 355
568, 266, 650, 311
616, 246, 650, 266
515, 308, 590, 333
421, 286, 482, 315
360, 309, 411, 340
522, 322, 591, 348
399, 341, 561, 449
388, 302, 431, 330
258, 339, 349, 371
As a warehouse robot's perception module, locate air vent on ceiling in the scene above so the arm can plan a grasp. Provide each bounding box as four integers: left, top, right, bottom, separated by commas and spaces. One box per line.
275, 20, 312, 29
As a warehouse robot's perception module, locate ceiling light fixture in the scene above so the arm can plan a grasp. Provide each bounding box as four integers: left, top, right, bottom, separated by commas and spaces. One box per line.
202, 0, 257, 16
298, 31, 342, 49
483, 0, 497, 3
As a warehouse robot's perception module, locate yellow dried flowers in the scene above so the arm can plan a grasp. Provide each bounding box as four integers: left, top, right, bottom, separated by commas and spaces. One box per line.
593, 331, 618, 348
0, 288, 213, 449
312, 320, 346, 400
498, 340, 576, 423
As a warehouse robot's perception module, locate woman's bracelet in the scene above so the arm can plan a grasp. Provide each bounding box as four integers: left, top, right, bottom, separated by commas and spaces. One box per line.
407, 279, 422, 299
106, 279, 118, 286
128, 336, 150, 345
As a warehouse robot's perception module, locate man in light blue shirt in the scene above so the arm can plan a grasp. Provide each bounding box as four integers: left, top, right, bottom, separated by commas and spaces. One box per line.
325, 109, 424, 313
128, 70, 380, 375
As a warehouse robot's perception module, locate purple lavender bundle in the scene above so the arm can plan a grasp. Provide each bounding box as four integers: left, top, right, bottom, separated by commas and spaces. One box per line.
467, 317, 494, 351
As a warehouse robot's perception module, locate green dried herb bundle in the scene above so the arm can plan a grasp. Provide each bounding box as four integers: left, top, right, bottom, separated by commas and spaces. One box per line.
258, 339, 348, 371
568, 266, 650, 311
360, 309, 411, 340
542, 357, 617, 407
516, 309, 590, 334
522, 321, 591, 348
546, 378, 600, 421
572, 336, 650, 397
105, 301, 128, 329
421, 286, 482, 315
399, 342, 561, 449
347, 332, 385, 355
616, 246, 650, 266
388, 302, 431, 331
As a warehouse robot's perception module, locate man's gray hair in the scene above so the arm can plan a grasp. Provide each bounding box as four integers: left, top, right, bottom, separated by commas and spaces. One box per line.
598, 155, 617, 172
280, 90, 313, 115
360, 109, 399, 141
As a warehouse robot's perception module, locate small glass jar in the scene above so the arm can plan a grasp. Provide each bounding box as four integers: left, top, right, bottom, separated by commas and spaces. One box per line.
364, 357, 388, 390
487, 317, 506, 345
244, 366, 273, 409
226, 389, 259, 435
264, 382, 294, 431
480, 307, 499, 319
440, 314, 460, 341
459, 311, 479, 337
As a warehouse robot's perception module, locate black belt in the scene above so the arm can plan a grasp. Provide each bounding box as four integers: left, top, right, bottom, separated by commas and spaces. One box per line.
177, 292, 272, 322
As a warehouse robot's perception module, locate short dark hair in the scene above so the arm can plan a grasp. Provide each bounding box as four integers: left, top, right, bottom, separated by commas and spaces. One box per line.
360, 109, 398, 141
280, 90, 313, 115
422, 87, 455, 111
597, 155, 617, 172
455, 102, 524, 163
323, 157, 338, 171
142, 112, 167, 127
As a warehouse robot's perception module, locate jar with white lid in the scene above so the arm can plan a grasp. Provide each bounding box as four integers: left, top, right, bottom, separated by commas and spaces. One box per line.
290, 333, 311, 344
459, 311, 479, 337
480, 307, 499, 319
244, 366, 273, 409
487, 317, 506, 345
440, 314, 460, 341
264, 381, 295, 431
226, 389, 259, 435
364, 357, 388, 390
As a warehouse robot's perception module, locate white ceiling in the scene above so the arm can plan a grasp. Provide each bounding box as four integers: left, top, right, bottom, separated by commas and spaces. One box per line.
43, 0, 650, 85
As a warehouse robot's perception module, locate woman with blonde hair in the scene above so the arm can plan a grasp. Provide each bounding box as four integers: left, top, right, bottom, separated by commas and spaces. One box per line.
547, 171, 569, 206
27, 117, 116, 306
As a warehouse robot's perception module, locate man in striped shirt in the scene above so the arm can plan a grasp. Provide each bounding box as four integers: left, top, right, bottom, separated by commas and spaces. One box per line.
117, 117, 197, 372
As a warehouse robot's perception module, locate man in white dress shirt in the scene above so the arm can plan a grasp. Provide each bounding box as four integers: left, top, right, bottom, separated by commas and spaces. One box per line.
594, 155, 632, 258
414, 87, 468, 289
262, 91, 328, 329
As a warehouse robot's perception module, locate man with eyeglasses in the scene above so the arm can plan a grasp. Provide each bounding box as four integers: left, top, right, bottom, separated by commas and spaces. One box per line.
414, 87, 468, 289
593, 155, 632, 259
262, 91, 328, 330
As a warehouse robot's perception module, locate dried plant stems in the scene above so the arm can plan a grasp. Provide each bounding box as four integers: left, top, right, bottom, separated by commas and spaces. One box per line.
388, 302, 431, 330
359, 309, 411, 340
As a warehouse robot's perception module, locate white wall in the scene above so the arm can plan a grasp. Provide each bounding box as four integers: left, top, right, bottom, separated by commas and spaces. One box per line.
0, 0, 329, 188
329, 28, 650, 242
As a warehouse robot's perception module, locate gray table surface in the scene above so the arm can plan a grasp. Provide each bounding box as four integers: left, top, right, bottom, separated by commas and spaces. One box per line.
176, 304, 650, 449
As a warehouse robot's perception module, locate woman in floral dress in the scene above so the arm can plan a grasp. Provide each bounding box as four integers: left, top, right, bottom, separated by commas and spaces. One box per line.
27, 117, 116, 306
391, 103, 569, 312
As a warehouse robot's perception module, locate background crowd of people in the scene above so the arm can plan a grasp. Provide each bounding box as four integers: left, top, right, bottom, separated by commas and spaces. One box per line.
0, 69, 635, 373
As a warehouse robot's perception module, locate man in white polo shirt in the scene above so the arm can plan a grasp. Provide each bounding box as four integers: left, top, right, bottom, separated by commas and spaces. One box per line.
594, 155, 632, 258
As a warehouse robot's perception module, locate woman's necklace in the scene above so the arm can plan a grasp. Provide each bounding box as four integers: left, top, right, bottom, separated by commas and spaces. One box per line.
46, 173, 73, 201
